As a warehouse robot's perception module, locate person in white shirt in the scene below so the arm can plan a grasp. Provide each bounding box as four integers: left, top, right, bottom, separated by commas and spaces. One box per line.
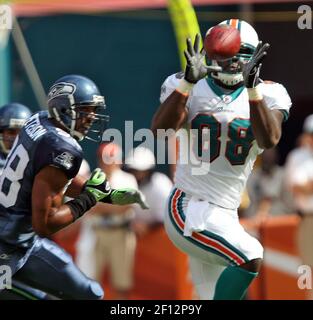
125, 147, 173, 236
76, 144, 139, 299
89, 143, 138, 300
285, 115, 313, 281
74, 159, 96, 278
245, 148, 294, 224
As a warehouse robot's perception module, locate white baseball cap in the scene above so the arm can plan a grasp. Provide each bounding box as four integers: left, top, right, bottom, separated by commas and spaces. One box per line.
97, 143, 122, 165
125, 147, 156, 171
303, 114, 313, 133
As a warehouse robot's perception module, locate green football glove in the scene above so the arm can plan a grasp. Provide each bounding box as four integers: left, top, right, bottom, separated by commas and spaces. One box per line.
110, 188, 149, 210
85, 169, 149, 209
84, 168, 111, 202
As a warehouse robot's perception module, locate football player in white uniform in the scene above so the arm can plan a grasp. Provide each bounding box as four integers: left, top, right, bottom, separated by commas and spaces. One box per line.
151, 19, 291, 300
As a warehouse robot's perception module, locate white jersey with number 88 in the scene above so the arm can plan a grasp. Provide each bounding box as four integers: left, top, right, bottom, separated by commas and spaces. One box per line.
160, 74, 291, 209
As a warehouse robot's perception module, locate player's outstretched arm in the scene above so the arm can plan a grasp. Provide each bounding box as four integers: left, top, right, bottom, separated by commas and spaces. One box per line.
151, 90, 189, 134
242, 41, 284, 149
250, 105, 283, 149
32, 167, 148, 237
84, 169, 149, 209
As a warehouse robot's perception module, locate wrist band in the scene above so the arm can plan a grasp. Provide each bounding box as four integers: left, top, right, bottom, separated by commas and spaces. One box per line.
66, 190, 97, 221
247, 86, 263, 102
176, 79, 194, 96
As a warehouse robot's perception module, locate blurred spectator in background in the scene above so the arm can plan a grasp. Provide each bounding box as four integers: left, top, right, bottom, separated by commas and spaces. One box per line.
0, 103, 32, 174
125, 147, 173, 237
53, 159, 93, 250
296, 116, 313, 148
55, 159, 93, 275
73, 159, 97, 278
285, 115, 313, 295
245, 148, 294, 225
87, 143, 138, 300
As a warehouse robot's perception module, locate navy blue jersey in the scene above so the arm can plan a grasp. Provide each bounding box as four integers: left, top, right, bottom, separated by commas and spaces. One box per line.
0, 111, 83, 247
0, 152, 6, 174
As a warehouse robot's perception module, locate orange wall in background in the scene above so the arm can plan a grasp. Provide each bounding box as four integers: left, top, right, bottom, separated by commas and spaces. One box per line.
54, 214, 309, 300
245, 215, 307, 300
53, 225, 194, 300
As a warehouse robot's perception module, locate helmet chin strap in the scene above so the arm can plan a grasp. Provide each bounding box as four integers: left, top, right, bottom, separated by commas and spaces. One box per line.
69, 108, 85, 141
72, 130, 84, 141
209, 59, 244, 87
211, 72, 243, 87
50, 106, 84, 141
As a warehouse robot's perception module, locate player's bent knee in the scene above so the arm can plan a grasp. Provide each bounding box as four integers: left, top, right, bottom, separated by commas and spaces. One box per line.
85, 280, 104, 300
60, 262, 104, 299
239, 258, 263, 273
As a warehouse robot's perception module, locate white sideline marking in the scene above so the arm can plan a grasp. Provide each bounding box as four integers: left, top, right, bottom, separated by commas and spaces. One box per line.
264, 248, 302, 277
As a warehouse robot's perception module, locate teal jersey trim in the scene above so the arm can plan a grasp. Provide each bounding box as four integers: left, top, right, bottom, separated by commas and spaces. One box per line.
206, 76, 245, 102
279, 109, 289, 122
238, 19, 242, 31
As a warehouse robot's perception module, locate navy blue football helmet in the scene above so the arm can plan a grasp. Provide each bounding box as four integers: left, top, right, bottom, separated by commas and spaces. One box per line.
0, 102, 32, 154
47, 74, 109, 141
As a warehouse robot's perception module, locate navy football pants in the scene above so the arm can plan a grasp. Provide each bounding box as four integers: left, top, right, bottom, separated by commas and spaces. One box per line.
1, 238, 103, 300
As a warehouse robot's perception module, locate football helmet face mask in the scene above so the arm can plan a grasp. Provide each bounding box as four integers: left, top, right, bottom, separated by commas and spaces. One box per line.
0, 103, 32, 154
206, 19, 259, 87
47, 75, 109, 142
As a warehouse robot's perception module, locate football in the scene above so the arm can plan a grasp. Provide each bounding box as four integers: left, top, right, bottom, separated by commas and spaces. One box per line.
204, 25, 241, 60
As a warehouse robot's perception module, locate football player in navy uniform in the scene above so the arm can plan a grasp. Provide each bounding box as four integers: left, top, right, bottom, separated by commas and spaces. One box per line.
0, 75, 147, 300
0, 103, 32, 173
0, 103, 49, 299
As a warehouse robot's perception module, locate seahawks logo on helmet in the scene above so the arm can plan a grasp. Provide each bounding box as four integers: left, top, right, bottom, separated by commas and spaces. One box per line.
47, 82, 76, 101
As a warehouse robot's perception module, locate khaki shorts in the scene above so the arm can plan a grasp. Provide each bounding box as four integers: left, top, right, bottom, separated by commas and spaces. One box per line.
94, 227, 136, 291
297, 216, 313, 266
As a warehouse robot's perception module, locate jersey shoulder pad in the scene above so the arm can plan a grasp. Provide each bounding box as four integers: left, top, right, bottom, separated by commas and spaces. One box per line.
34, 130, 83, 179
259, 81, 290, 102
259, 81, 292, 117
160, 72, 183, 103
